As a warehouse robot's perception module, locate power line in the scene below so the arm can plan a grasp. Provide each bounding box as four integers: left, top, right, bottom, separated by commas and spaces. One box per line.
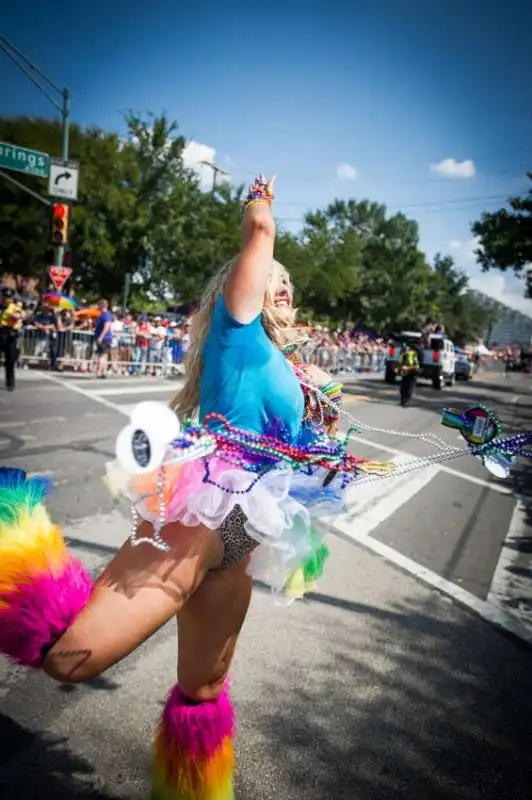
398, 193, 512, 210
275, 194, 514, 224
275, 192, 516, 211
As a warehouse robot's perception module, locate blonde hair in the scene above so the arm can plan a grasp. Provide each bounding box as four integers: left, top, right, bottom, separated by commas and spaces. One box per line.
171, 258, 303, 420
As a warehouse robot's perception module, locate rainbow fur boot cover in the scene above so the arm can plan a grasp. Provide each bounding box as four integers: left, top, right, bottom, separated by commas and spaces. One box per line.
0, 467, 93, 668
151, 682, 235, 800
0, 468, 235, 798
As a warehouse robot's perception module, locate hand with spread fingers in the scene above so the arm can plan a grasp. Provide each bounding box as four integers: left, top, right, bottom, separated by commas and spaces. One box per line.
242, 173, 276, 226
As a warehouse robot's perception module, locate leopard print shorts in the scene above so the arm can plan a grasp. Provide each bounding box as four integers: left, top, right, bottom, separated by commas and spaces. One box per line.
216, 504, 258, 570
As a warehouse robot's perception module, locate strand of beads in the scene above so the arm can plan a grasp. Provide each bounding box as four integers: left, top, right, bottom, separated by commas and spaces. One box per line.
129, 502, 171, 552
474, 430, 532, 459
297, 375, 464, 455
167, 431, 217, 465
204, 413, 365, 475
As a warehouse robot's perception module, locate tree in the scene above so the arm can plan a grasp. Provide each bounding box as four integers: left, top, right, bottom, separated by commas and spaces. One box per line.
0, 112, 493, 341
73, 112, 198, 301
0, 115, 73, 281
429, 254, 494, 345
0, 113, 202, 301
146, 180, 244, 304
472, 173, 532, 296
290, 199, 436, 331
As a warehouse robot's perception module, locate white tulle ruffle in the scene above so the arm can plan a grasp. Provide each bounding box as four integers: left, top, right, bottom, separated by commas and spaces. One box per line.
120, 455, 345, 593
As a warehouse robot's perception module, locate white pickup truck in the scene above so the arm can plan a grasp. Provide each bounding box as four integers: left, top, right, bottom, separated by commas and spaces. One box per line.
385, 331, 456, 390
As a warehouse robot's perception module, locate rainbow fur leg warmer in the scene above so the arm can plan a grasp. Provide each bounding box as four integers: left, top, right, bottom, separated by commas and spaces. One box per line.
0, 468, 93, 668
151, 682, 235, 800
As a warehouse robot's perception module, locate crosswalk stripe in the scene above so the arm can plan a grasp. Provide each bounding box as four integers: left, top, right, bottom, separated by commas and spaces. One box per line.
87, 384, 178, 396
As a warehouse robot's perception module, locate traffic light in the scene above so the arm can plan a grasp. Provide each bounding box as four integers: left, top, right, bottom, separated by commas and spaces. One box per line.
50, 202, 70, 245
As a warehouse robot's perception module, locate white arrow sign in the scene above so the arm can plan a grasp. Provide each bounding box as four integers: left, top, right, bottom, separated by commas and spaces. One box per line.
48, 158, 80, 201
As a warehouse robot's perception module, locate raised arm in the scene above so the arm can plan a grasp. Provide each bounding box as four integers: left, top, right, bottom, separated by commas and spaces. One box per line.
224, 174, 276, 324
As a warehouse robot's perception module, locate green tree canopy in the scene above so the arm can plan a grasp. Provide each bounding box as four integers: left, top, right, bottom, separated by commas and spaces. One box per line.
472, 173, 532, 297
0, 112, 495, 343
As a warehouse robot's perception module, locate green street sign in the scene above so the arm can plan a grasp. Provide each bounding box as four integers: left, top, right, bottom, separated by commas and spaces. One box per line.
0, 141, 50, 178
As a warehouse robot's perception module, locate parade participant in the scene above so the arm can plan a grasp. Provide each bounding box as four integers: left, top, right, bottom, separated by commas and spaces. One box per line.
0, 287, 22, 391
398, 342, 419, 406
0, 174, 354, 799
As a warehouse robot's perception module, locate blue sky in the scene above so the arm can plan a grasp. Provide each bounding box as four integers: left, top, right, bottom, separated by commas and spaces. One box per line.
2, 0, 531, 314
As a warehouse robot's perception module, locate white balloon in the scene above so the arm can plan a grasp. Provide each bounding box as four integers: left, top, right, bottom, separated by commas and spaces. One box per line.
130, 402, 180, 443
115, 424, 137, 471
115, 423, 167, 474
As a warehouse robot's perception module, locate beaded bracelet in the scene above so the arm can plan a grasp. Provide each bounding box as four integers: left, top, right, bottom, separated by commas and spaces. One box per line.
242, 186, 273, 215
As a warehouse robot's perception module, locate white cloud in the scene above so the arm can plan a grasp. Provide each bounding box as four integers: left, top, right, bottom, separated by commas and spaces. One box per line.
336, 162, 358, 181
469, 273, 532, 317
430, 158, 476, 179
448, 236, 481, 262
182, 140, 230, 190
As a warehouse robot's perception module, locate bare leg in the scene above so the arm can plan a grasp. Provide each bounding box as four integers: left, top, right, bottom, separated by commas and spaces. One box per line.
43, 520, 224, 683
177, 558, 253, 700
97, 352, 107, 377
150, 560, 252, 797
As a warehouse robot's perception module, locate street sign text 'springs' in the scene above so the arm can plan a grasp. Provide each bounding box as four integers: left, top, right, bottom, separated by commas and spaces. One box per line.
0, 142, 50, 179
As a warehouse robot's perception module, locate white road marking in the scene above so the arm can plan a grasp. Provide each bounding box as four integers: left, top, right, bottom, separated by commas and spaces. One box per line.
330, 463, 440, 529
0, 416, 68, 429
349, 433, 512, 495
487, 496, 532, 629
44, 374, 131, 415
45, 372, 531, 646
88, 384, 177, 397
323, 480, 532, 648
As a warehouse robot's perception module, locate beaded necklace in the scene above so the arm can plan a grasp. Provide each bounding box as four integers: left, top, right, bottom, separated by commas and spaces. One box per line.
282, 344, 343, 436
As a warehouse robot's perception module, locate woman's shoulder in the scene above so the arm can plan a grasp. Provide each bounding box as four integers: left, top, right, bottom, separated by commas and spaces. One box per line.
208, 295, 264, 343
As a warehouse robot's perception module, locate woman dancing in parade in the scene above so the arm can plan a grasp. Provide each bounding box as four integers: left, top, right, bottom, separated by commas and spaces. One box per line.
0, 173, 528, 799
0, 174, 353, 799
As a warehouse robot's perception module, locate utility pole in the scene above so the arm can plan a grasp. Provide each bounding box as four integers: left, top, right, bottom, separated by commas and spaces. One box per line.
199, 160, 230, 193
0, 36, 71, 268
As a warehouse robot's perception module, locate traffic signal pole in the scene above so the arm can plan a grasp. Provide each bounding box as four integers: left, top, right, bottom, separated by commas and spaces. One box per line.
56, 88, 71, 268
0, 36, 71, 266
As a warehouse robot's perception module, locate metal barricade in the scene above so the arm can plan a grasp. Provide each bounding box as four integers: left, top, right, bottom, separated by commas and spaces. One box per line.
293, 344, 386, 374
18, 328, 184, 377
17, 329, 387, 378
19, 328, 95, 370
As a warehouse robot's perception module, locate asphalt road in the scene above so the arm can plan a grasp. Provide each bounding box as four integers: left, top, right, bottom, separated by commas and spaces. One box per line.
0, 367, 531, 799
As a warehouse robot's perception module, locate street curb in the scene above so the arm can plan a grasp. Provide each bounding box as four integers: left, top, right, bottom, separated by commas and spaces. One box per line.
323, 521, 532, 653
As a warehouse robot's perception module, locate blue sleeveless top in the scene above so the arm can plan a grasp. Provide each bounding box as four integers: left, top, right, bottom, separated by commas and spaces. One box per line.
199, 297, 304, 440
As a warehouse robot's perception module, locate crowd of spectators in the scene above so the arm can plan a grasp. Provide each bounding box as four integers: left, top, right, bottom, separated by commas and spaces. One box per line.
18, 301, 390, 375
13, 288, 442, 378
303, 324, 388, 357
19, 301, 194, 374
